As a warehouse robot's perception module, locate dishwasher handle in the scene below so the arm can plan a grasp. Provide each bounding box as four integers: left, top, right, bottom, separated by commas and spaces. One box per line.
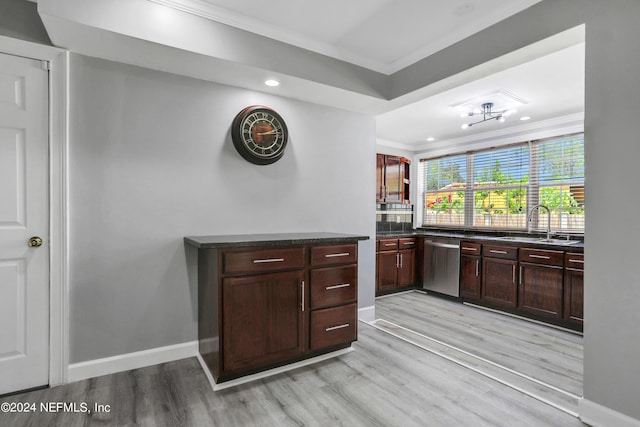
425, 241, 460, 250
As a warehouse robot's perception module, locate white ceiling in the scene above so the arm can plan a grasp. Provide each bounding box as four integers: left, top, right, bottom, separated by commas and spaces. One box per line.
149, 0, 542, 74
377, 42, 585, 149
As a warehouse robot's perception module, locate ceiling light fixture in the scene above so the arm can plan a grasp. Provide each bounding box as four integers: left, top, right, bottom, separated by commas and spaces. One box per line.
264, 79, 280, 87
520, 116, 531, 121
461, 102, 516, 129
426, 137, 435, 142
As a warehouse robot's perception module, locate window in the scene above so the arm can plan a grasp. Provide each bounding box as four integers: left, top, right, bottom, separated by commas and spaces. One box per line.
420, 133, 585, 233
472, 145, 529, 229
421, 154, 467, 227
531, 135, 585, 233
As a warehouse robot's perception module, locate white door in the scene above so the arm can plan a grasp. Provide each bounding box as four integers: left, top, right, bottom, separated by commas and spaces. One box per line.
0, 52, 49, 394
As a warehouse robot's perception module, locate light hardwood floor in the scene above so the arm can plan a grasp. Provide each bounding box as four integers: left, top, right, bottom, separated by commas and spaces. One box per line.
1, 294, 586, 427
375, 291, 583, 396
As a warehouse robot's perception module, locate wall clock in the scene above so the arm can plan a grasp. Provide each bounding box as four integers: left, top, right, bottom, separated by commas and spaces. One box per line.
231, 105, 289, 165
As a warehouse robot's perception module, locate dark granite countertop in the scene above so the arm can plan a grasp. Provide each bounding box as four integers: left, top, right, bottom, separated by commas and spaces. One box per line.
184, 232, 369, 249
376, 229, 584, 249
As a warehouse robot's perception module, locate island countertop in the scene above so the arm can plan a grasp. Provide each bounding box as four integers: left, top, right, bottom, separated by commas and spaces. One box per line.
184, 232, 369, 249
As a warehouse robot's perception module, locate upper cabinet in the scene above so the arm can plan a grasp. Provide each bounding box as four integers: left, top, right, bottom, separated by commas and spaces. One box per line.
376, 154, 410, 204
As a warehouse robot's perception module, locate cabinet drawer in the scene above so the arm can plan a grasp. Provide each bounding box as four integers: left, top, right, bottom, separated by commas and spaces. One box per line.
519, 248, 564, 266
377, 238, 398, 251
483, 245, 518, 260
222, 247, 305, 274
565, 252, 585, 270
310, 265, 357, 309
311, 244, 357, 266
398, 237, 417, 249
310, 303, 357, 350
461, 241, 481, 255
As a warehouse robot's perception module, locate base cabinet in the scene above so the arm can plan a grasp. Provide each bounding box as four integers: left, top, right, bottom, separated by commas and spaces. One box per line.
460, 239, 583, 331
518, 263, 564, 319
376, 237, 417, 295
482, 257, 517, 308
564, 252, 584, 327
460, 242, 482, 300
481, 245, 518, 308
189, 235, 364, 384
222, 270, 305, 373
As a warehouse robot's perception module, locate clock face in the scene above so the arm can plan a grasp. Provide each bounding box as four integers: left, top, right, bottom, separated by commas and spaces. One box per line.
231, 106, 288, 165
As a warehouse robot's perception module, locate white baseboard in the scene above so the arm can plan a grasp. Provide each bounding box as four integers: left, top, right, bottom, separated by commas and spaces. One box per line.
67, 341, 199, 383
579, 398, 640, 427
358, 305, 375, 323
199, 347, 354, 391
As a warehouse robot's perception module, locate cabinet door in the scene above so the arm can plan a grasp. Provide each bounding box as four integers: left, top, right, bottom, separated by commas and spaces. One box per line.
564, 268, 584, 326
482, 258, 517, 308
460, 255, 481, 300
376, 154, 385, 202
518, 263, 564, 319
397, 249, 416, 287
377, 251, 398, 292
384, 155, 403, 202
222, 270, 305, 373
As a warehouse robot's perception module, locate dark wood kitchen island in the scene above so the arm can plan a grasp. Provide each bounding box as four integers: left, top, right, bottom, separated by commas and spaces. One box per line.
184, 232, 368, 389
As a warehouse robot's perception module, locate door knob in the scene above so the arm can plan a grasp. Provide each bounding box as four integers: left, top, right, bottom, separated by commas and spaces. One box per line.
28, 236, 43, 247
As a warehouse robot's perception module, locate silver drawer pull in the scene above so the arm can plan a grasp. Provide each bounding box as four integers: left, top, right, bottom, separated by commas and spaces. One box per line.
384, 243, 396, 246
325, 323, 350, 332
326, 283, 350, 290
253, 258, 284, 264
462, 247, 477, 251
569, 259, 584, 263
403, 242, 415, 245
490, 250, 508, 254
529, 254, 551, 259
325, 252, 350, 258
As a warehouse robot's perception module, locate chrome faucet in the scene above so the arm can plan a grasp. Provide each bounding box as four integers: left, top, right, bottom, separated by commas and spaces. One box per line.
528, 204, 551, 240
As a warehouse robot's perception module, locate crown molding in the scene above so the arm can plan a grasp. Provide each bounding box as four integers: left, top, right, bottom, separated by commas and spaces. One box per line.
147, 0, 541, 75
376, 138, 417, 152
147, 0, 392, 73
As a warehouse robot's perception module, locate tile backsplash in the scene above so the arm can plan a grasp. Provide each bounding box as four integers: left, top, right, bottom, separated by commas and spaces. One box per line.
376, 204, 414, 233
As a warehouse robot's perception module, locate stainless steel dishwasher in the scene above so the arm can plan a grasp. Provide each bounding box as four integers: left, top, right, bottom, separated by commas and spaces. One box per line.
422, 238, 460, 297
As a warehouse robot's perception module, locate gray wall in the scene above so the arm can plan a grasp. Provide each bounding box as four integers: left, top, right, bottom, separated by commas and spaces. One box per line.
68, 54, 376, 363
0, 0, 51, 45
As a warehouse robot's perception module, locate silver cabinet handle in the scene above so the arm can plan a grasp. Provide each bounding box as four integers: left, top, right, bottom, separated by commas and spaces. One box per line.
476, 259, 479, 277
325, 252, 350, 258
519, 266, 523, 285
326, 283, 350, 290
326, 323, 350, 332
529, 254, 551, 260
569, 259, 584, 263
403, 241, 415, 245
400, 253, 403, 268
462, 247, 477, 251
396, 253, 400, 268
384, 243, 396, 247
490, 250, 508, 254
253, 258, 284, 264
512, 265, 516, 283
301, 281, 305, 312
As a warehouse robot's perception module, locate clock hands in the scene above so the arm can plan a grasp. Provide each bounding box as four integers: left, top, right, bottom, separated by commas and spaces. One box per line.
256, 129, 278, 136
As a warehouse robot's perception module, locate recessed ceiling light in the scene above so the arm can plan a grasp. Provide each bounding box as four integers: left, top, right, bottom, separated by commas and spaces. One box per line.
520, 116, 531, 121
264, 79, 280, 87
426, 137, 435, 142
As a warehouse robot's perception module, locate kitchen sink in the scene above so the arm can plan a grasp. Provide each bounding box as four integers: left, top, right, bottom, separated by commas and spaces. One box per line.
496, 236, 581, 245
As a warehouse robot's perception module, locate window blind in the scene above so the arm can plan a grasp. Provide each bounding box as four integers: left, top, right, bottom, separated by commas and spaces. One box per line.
529, 134, 585, 232
420, 133, 584, 233
420, 154, 467, 227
